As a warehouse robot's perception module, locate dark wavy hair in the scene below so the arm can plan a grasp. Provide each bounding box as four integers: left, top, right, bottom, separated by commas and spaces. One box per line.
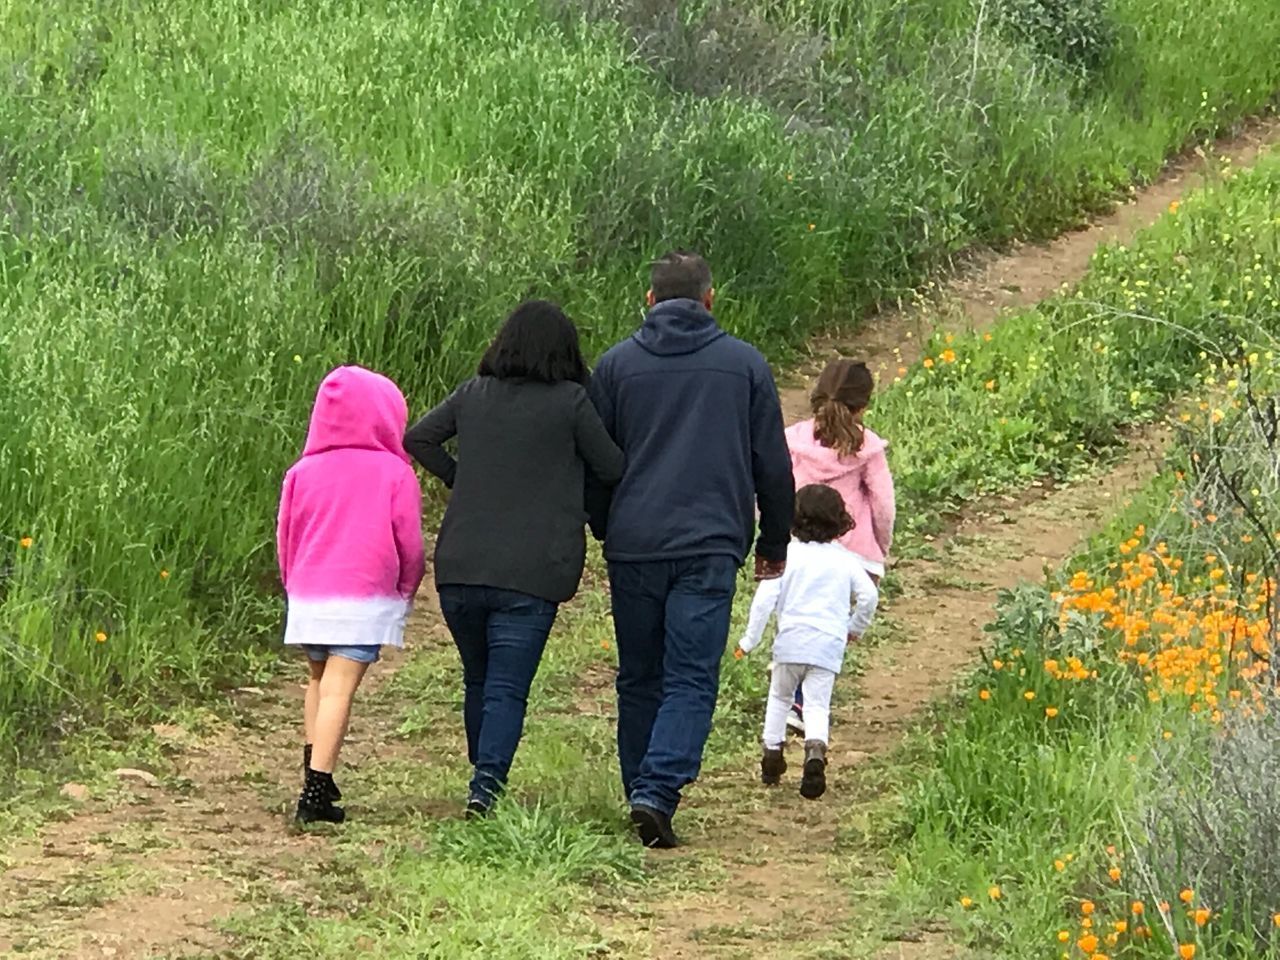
478, 300, 589, 385
792, 484, 853, 543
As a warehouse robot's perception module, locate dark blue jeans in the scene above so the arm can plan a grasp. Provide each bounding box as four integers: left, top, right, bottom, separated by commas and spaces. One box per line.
438, 585, 558, 804
608, 556, 739, 816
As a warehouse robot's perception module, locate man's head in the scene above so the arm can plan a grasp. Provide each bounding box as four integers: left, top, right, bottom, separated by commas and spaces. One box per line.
647, 250, 714, 309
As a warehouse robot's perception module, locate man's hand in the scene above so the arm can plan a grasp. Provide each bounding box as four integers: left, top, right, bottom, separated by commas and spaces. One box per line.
754, 556, 786, 581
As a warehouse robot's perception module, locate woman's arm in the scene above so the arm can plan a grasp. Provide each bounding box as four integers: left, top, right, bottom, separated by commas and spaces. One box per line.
404, 389, 461, 487
573, 388, 625, 486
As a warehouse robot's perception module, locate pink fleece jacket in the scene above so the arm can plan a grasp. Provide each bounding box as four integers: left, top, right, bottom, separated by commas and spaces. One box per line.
785, 419, 896, 573
277, 366, 426, 647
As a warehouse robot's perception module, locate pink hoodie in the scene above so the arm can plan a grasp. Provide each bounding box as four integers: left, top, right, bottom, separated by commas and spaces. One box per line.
785, 419, 896, 574
277, 366, 426, 648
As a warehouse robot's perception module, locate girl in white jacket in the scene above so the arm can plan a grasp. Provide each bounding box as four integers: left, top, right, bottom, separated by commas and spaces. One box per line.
738, 484, 878, 799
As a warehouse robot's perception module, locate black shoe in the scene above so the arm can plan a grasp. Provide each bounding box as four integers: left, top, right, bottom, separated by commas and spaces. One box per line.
761, 747, 787, 785
296, 798, 346, 824
630, 804, 679, 849
303, 745, 341, 801
800, 740, 827, 800
465, 797, 493, 820
296, 768, 346, 824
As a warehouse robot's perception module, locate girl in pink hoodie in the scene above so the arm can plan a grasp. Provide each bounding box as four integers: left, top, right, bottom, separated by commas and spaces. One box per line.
782, 359, 896, 726
277, 366, 426, 824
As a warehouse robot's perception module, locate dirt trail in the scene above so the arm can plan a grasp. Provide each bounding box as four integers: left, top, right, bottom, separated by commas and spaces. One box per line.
779, 115, 1280, 422
0, 590, 445, 960
635, 424, 1168, 959
1, 119, 1275, 960
629, 117, 1280, 957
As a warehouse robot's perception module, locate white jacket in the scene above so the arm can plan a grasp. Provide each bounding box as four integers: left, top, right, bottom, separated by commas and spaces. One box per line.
738, 539, 878, 674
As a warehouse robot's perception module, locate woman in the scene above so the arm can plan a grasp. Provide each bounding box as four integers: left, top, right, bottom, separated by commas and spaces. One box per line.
404, 300, 624, 816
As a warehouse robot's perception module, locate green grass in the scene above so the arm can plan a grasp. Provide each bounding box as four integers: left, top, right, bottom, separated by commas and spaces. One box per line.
873, 433, 1280, 957
3, 0, 1280, 752
871, 150, 1280, 537
860, 164, 1280, 956
214, 556, 778, 958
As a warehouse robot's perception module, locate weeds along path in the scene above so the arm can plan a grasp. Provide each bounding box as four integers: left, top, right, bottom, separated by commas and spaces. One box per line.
779, 115, 1280, 422
0, 593, 447, 959
0, 120, 1276, 960
626, 425, 1168, 959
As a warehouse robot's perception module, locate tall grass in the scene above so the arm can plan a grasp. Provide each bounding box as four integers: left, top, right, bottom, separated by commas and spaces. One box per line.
875, 161, 1280, 957
2, 0, 1279, 755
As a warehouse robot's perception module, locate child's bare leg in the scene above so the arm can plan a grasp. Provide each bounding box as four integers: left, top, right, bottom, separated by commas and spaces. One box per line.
310, 657, 369, 773
304, 658, 325, 746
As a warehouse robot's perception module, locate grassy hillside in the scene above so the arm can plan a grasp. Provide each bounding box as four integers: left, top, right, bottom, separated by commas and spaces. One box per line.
2, 0, 1279, 754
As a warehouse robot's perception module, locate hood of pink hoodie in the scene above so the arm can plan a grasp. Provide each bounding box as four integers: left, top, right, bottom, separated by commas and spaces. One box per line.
301, 366, 411, 463
786, 419, 887, 482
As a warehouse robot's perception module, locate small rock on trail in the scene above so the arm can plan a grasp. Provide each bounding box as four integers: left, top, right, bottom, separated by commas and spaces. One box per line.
112, 767, 160, 787
59, 782, 90, 802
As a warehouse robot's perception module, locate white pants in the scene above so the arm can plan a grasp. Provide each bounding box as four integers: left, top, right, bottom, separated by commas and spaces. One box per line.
763, 663, 837, 748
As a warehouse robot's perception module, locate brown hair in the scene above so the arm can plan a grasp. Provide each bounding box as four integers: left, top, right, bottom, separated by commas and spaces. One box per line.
811, 359, 873, 457
792, 484, 854, 543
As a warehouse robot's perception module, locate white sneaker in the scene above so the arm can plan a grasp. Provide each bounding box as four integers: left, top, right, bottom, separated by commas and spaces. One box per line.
786, 704, 804, 735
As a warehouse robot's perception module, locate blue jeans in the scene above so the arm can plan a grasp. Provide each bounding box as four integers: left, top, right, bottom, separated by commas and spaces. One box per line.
438, 585, 558, 804
302, 644, 381, 665
608, 556, 739, 816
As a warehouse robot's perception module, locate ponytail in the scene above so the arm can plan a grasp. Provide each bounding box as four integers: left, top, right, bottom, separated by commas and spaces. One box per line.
812, 398, 864, 457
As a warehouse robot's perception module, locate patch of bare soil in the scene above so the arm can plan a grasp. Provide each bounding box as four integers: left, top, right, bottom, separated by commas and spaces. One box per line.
0, 591, 444, 960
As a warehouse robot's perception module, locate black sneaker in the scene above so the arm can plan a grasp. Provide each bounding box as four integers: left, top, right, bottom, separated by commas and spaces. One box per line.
800, 740, 827, 800
630, 804, 679, 849
761, 747, 787, 785
465, 796, 493, 820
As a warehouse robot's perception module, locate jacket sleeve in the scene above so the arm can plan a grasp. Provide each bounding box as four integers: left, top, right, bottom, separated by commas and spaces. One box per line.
749, 359, 795, 564
276, 472, 294, 590
392, 469, 427, 601
847, 556, 880, 638
739, 576, 783, 653
585, 360, 619, 541
864, 448, 897, 559
403, 388, 461, 487
573, 387, 625, 487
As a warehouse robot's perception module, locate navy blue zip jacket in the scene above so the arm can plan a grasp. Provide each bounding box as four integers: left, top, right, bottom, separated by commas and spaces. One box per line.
587, 298, 794, 564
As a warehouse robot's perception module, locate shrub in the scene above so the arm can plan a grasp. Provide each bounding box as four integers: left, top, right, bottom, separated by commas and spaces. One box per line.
994, 0, 1117, 77
1141, 704, 1280, 955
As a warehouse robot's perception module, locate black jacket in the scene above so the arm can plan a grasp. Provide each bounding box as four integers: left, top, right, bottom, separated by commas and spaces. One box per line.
587, 298, 794, 565
405, 377, 624, 603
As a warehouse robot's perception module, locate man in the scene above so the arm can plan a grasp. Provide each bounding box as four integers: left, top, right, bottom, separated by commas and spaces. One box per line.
588, 250, 795, 848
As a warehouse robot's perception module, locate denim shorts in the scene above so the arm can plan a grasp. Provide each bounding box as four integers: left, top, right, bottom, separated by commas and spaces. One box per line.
302, 644, 381, 665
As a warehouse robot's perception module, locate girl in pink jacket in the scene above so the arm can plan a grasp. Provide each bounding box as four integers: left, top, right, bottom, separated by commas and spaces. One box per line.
787, 359, 896, 577
277, 366, 426, 824
782, 359, 896, 728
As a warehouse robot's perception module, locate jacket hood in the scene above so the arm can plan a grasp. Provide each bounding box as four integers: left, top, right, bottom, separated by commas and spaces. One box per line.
632, 298, 727, 356
302, 365, 411, 463
786, 419, 887, 482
